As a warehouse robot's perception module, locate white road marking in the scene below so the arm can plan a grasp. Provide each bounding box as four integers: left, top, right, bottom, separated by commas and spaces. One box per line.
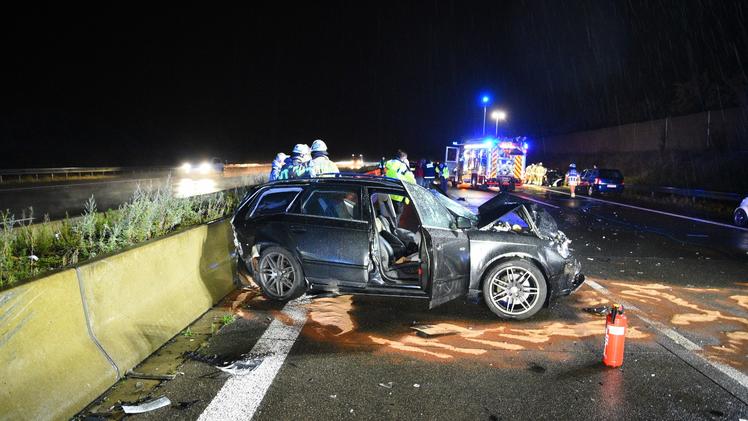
533, 186, 748, 232
585, 279, 748, 392
199, 297, 309, 421
508, 192, 560, 209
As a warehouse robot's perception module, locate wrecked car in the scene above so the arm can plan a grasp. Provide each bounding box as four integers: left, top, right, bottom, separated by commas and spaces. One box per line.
231, 176, 584, 319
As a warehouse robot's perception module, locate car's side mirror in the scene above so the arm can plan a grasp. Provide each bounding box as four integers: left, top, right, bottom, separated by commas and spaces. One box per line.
456, 216, 472, 230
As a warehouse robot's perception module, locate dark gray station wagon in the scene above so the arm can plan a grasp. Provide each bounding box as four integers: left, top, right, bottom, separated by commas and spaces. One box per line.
231, 175, 584, 319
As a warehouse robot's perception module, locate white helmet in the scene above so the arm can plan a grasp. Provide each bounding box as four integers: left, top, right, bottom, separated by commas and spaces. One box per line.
274, 152, 288, 164
311, 139, 328, 152
292, 143, 310, 155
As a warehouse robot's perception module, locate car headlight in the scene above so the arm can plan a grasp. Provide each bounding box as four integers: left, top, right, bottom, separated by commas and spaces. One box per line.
181, 162, 192, 172
199, 162, 211, 173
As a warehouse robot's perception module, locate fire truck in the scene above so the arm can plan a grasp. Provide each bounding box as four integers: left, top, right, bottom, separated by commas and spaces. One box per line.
444, 137, 528, 191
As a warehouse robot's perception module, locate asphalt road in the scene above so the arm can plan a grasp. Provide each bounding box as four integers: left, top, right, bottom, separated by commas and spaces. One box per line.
80, 185, 748, 420
0, 168, 268, 222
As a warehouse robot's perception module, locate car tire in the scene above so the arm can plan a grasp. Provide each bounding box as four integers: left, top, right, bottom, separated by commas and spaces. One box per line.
256, 246, 306, 301
482, 259, 547, 320
735, 209, 748, 227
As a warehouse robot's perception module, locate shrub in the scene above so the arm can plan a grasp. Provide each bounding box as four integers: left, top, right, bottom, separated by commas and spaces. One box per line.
0, 179, 253, 289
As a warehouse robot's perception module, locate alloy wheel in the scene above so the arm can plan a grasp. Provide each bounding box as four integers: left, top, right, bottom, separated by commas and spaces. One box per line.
488, 266, 540, 316
259, 252, 296, 298
735, 209, 748, 227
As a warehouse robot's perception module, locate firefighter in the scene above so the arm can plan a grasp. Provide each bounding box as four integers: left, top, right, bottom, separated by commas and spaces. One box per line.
308, 139, 339, 177
566, 163, 579, 198
278, 144, 311, 180
269, 152, 288, 181
423, 159, 436, 188
525, 163, 536, 185
537, 162, 547, 186
439, 162, 450, 193
385, 150, 416, 215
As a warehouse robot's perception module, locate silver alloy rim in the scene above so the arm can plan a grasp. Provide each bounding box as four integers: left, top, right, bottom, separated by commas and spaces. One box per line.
736, 210, 747, 226
489, 266, 540, 315
259, 252, 295, 297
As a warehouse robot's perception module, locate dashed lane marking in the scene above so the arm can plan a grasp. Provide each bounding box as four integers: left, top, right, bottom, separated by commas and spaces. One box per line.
531, 186, 748, 232
198, 297, 309, 421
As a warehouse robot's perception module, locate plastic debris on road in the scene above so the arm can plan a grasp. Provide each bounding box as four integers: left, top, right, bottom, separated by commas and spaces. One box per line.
411, 324, 460, 337
216, 358, 263, 376
378, 382, 394, 389
583, 306, 609, 316
121, 396, 171, 414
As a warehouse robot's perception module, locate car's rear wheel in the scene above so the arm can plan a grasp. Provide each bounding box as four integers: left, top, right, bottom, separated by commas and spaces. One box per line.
735, 208, 748, 227
257, 246, 306, 301
482, 259, 547, 320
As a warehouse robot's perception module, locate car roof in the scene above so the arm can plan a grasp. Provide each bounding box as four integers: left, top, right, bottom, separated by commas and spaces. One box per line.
261, 174, 405, 189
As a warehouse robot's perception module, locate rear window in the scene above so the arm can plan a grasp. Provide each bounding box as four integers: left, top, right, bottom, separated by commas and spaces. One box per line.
251, 188, 302, 217
598, 169, 623, 179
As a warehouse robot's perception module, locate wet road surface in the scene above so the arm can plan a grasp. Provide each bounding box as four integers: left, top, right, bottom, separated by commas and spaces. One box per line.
80, 185, 748, 420
0, 167, 268, 221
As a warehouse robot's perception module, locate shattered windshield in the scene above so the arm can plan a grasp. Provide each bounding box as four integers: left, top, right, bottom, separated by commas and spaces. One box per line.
403, 183, 454, 229
427, 188, 478, 224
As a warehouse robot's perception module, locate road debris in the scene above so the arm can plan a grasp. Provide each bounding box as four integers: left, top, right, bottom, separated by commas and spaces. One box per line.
216, 359, 263, 376
378, 382, 394, 389
125, 369, 177, 381
121, 396, 171, 414
411, 324, 460, 337
583, 306, 609, 316
413, 383, 420, 388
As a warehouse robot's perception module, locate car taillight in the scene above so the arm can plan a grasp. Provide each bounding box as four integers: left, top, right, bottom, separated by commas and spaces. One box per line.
594, 178, 601, 184
418, 267, 423, 277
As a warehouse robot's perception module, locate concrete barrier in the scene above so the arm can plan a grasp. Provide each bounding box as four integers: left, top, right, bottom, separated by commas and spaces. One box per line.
76, 220, 235, 373
0, 270, 118, 421
0, 219, 236, 420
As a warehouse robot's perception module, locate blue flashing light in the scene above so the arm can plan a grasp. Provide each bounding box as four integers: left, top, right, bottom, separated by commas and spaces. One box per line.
523, 142, 529, 150
452, 141, 458, 145
481, 95, 490, 104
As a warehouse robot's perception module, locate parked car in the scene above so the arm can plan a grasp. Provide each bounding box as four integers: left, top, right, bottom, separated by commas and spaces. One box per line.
735, 197, 748, 227
230, 176, 584, 319
577, 168, 624, 196
543, 169, 564, 187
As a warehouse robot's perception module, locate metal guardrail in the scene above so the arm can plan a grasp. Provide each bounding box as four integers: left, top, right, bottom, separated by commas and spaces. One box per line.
626, 185, 743, 202
0, 167, 174, 183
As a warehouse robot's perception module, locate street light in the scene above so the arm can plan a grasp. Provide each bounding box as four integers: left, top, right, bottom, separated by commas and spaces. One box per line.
480, 95, 491, 135
491, 110, 507, 136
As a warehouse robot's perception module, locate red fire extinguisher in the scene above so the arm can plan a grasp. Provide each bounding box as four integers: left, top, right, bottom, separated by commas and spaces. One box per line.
603, 304, 627, 367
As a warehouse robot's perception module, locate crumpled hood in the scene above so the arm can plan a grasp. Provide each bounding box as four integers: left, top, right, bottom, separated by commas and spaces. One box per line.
476, 192, 523, 229
476, 192, 560, 239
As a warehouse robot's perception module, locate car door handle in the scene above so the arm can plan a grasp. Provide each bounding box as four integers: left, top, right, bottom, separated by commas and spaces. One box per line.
290, 225, 307, 233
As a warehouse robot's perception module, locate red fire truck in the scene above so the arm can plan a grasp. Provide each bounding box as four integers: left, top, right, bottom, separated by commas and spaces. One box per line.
444, 137, 528, 190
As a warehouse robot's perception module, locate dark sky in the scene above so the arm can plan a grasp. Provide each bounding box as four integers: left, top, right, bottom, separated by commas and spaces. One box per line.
2, 1, 746, 167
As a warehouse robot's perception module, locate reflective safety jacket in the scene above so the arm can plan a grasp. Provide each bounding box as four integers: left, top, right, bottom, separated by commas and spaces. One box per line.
308, 155, 339, 177
385, 158, 416, 202
278, 159, 310, 180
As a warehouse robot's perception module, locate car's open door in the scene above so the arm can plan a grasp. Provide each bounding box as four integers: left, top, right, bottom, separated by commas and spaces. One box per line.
402, 182, 470, 308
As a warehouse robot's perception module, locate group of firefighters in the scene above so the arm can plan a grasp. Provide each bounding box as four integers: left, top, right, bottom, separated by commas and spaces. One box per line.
268, 139, 340, 181
378, 151, 450, 193
524, 162, 547, 185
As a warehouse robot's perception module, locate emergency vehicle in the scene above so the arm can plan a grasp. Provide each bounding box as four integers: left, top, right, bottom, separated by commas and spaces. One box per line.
444, 137, 528, 190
